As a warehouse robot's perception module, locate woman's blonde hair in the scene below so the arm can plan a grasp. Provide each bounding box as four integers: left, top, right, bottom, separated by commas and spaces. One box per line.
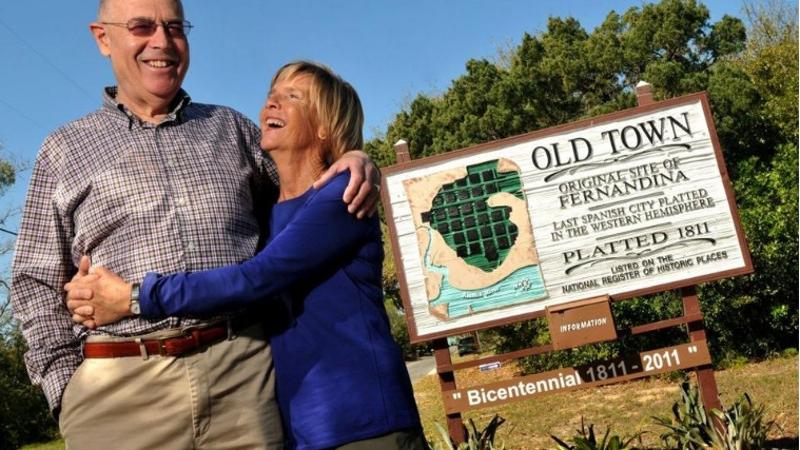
271, 61, 364, 164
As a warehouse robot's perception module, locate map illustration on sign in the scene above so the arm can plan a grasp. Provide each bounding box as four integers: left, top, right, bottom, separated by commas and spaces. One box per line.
402, 158, 548, 320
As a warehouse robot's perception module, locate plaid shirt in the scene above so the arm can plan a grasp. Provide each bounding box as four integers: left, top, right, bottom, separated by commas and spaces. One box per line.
11, 87, 277, 412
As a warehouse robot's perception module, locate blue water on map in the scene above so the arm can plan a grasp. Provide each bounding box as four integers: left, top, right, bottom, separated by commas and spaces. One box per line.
422, 227, 548, 318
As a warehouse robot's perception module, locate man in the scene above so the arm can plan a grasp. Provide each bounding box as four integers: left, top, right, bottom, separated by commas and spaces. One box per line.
10, 0, 379, 448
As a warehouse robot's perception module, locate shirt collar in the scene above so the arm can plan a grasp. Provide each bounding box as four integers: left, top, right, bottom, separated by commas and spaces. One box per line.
101, 86, 192, 127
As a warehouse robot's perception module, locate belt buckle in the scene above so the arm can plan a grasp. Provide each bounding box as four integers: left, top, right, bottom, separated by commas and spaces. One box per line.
157, 338, 168, 357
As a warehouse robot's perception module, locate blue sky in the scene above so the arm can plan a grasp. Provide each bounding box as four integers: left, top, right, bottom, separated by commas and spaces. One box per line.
0, 1, 745, 262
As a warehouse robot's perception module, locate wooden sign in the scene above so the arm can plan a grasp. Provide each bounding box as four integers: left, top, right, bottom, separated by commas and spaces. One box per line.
547, 296, 616, 350
381, 92, 752, 343
442, 340, 712, 414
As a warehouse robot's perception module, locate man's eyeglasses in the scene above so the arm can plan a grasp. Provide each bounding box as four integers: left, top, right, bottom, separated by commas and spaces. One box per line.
101, 19, 193, 37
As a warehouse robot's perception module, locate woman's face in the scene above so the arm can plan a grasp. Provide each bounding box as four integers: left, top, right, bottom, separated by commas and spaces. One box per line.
259, 74, 319, 153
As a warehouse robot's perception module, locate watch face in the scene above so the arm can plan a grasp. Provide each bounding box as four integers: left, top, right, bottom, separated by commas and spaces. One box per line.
130, 301, 141, 315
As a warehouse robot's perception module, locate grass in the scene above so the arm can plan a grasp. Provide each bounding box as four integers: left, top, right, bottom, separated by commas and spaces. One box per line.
415, 353, 798, 449
19, 439, 64, 450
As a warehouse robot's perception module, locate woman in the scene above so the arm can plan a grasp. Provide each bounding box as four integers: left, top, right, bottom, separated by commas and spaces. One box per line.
66, 61, 426, 450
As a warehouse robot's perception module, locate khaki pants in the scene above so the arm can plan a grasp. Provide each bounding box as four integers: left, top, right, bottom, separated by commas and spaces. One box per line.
336, 428, 428, 450
59, 323, 283, 450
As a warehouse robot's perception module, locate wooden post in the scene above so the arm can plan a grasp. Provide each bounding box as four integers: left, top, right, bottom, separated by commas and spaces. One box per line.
681, 286, 723, 410
393, 139, 411, 165
393, 139, 467, 444
433, 338, 467, 444
635, 80, 655, 105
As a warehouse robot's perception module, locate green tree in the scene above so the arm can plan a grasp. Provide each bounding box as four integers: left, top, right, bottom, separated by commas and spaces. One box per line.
384, 299, 414, 360
370, 0, 797, 367
740, 0, 798, 140
698, 0, 798, 359
0, 146, 58, 449
701, 142, 798, 358
0, 146, 18, 336
368, 0, 748, 162
0, 329, 59, 450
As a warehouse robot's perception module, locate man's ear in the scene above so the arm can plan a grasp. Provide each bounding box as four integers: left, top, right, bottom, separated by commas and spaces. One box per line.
89, 22, 112, 57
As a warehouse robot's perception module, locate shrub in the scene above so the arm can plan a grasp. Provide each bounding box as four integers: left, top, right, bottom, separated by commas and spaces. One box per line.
429, 415, 506, 450
551, 417, 644, 450
0, 330, 58, 450
653, 381, 777, 449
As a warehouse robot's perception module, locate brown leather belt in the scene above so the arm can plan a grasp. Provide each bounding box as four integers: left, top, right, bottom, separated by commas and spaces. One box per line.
82, 319, 256, 359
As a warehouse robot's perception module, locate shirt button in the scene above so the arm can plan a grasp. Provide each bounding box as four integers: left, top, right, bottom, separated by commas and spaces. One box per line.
186, 242, 196, 252
175, 197, 187, 207
166, 158, 177, 167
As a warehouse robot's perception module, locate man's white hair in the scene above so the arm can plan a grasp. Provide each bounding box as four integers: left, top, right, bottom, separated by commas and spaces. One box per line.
98, 0, 184, 20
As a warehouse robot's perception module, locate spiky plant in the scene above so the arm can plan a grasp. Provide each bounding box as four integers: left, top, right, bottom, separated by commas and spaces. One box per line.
653, 381, 778, 449
429, 414, 507, 450
551, 417, 644, 450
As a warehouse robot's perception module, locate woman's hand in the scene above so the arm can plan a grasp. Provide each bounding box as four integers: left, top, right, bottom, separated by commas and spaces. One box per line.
313, 150, 381, 219
65, 257, 134, 327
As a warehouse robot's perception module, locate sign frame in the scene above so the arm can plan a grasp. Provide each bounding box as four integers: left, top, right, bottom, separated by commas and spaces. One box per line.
380, 92, 753, 344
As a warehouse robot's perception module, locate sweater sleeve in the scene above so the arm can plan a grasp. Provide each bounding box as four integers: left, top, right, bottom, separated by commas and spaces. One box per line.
139, 173, 373, 318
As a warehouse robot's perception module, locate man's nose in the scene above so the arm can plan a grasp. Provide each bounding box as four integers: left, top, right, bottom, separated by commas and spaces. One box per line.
148, 24, 173, 48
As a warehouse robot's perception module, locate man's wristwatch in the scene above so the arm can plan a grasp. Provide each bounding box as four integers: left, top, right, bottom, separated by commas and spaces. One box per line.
130, 282, 141, 316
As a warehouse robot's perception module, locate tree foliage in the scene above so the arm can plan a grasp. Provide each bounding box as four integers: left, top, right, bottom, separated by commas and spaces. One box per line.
0, 144, 19, 335
0, 160, 14, 191
370, 0, 798, 366
367, 0, 749, 165
0, 330, 58, 450
0, 145, 57, 448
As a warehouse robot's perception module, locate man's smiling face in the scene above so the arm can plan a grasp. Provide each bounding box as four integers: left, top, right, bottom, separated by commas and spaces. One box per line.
92, 0, 190, 112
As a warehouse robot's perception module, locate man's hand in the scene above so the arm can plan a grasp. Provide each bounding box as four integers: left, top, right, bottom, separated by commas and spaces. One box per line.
65, 263, 134, 327
68, 256, 97, 329
313, 150, 381, 219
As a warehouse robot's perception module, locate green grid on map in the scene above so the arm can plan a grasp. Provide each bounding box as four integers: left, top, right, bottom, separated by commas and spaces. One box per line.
420, 160, 524, 272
